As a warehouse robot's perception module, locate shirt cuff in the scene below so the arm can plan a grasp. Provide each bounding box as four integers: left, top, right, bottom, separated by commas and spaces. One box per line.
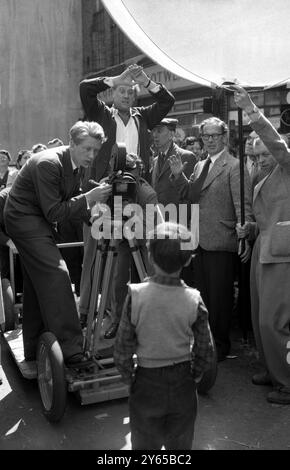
84, 194, 91, 210
150, 83, 162, 93
104, 77, 114, 88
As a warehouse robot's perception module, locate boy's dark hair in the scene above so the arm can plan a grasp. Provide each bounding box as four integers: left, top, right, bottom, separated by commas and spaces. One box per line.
148, 222, 194, 274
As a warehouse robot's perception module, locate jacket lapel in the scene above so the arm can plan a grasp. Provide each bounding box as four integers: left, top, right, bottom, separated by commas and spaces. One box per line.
201, 150, 228, 191
156, 142, 176, 181
253, 171, 272, 202
151, 156, 158, 187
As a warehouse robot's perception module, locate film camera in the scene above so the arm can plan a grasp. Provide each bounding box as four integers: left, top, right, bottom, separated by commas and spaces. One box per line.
107, 143, 138, 210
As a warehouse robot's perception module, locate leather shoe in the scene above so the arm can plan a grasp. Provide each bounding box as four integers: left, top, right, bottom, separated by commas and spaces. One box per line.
65, 353, 93, 370
104, 322, 119, 339
252, 371, 272, 386
267, 387, 290, 405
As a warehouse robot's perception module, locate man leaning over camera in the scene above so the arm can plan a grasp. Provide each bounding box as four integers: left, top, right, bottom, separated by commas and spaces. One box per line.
4, 121, 111, 368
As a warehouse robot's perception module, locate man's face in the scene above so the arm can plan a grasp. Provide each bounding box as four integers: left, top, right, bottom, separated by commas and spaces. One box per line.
201, 123, 226, 156
113, 85, 135, 112
151, 125, 173, 149
70, 136, 103, 168
0, 153, 9, 169
245, 131, 258, 156
20, 152, 31, 167
253, 139, 276, 173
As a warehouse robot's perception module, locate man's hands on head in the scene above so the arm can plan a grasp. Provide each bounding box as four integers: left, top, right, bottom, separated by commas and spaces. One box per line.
111, 64, 151, 88
127, 64, 150, 87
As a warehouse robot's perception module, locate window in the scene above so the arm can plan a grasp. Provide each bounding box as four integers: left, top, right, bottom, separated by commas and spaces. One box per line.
265, 89, 281, 105
92, 10, 106, 70
110, 22, 124, 65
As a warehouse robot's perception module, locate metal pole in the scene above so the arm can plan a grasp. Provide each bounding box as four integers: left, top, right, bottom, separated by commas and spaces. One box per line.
237, 107, 248, 341
238, 107, 245, 229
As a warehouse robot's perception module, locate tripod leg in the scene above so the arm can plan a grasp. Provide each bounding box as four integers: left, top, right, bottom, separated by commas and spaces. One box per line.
84, 239, 107, 352
92, 238, 118, 354
127, 237, 148, 282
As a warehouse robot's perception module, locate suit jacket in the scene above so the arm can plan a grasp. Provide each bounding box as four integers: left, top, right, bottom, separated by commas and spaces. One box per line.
79, 77, 175, 185
151, 142, 197, 206
4, 146, 89, 239
174, 149, 253, 252
250, 114, 290, 264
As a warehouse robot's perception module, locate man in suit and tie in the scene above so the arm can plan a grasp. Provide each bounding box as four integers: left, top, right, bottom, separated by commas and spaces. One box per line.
169, 117, 253, 361
4, 121, 112, 367
151, 118, 196, 212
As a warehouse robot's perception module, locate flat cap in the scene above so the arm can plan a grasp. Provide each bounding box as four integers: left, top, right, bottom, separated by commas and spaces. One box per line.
154, 118, 178, 131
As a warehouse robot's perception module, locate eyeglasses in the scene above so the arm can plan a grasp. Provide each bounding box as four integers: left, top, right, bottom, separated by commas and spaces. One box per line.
201, 133, 224, 142
255, 153, 272, 158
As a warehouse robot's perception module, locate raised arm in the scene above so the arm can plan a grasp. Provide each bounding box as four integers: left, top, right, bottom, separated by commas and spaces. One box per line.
233, 85, 290, 172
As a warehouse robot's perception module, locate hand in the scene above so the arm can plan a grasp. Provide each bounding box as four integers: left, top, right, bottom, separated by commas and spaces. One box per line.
112, 67, 135, 87
232, 85, 256, 113
239, 239, 252, 263
6, 239, 16, 251
127, 64, 150, 87
99, 176, 110, 184
194, 374, 204, 384
236, 222, 250, 239
168, 154, 187, 177
86, 182, 112, 206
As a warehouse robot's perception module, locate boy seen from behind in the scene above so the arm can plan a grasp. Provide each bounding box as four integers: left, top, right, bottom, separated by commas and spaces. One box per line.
114, 222, 214, 450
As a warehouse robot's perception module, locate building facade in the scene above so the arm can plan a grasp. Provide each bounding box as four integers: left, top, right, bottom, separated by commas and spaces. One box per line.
0, 0, 83, 159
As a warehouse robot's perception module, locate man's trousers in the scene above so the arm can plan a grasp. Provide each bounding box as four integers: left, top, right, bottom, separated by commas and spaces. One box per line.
192, 247, 237, 358
10, 234, 83, 361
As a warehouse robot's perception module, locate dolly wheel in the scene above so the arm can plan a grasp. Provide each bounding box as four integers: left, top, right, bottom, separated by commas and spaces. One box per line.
197, 332, 218, 395
37, 332, 67, 422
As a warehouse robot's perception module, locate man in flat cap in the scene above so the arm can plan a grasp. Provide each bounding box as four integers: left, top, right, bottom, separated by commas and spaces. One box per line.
151, 118, 196, 210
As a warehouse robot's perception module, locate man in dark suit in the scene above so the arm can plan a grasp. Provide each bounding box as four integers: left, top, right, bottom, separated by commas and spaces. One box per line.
4, 121, 112, 367
151, 118, 197, 286
151, 118, 197, 211
169, 117, 253, 360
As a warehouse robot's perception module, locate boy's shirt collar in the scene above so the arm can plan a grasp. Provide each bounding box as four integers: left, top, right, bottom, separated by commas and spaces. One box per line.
151, 274, 183, 286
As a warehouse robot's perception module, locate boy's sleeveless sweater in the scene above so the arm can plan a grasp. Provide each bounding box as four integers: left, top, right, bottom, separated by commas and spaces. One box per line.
130, 280, 200, 368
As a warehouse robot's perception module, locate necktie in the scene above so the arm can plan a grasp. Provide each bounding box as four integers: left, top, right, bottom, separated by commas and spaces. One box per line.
250, 161, 259, 186
73, 168, 79, 175
191, 156, 211, 199
158, 152, 166, 171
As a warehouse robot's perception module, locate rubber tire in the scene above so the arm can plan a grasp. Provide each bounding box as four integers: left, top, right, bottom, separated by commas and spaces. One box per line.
197, 332, 218, 395
37, 332, 67, 423
2, 278, 16, 332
